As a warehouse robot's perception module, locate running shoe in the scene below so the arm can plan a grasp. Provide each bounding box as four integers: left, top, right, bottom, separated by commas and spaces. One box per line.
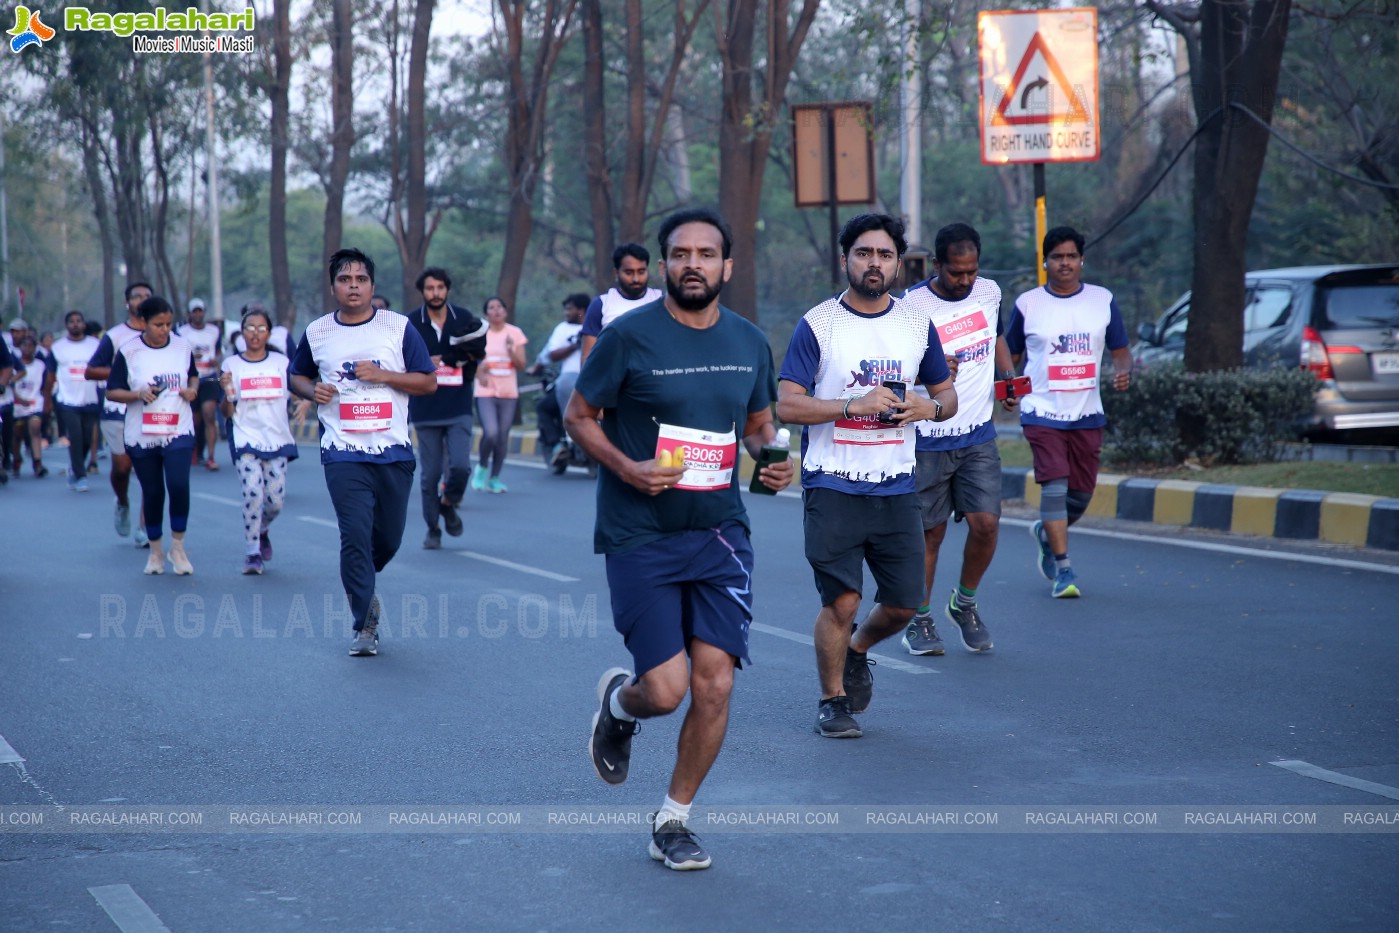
242, 555, 264, 575
115, 502, 131, 537
259, 532, 273, 562
134, 525, 149, 548
423, 527, 442, 550
902, 611, 945, 656
440, 500, 463, 537
589, 667, 638, 785
815, 696, 862, 738
1052, 568, 1080, 599
169, 541, 193, 576
470, 464, 488, 491
349, 596, 382, 656
551, 444, 571, 475
143, 547, 165, 575
204, 458, 220, 471
1030, 520, 1055, 582
649, 818, 712, 871
488, 477, 508, 494
34, 464, 48, 478
842, 648, 875, 714
71, 477, 91, 493
946, 593, 993, 652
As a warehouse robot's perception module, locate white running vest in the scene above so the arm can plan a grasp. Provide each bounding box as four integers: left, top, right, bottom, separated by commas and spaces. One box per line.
222, 351, 296, 456
52, 336, 100, 407
118, 335, 196, 450
101, 322, 145, 420
1013, 284, 1115, 424
902, 277, 1001, 445
597, 287, 662, 330
303, 310, 414, 457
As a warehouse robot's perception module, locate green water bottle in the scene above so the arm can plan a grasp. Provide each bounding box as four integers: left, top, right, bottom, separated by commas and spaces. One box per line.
748, 428, 791, 495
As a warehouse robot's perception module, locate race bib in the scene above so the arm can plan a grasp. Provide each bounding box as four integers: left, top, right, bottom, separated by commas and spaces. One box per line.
934, 303, 994, 356
833, 402, 904, 446
434, 364, 463, 386
1047, 359, 1097, 391
339, 388, 394, 432
66, 364, 88, 383
654, 423, 737, 491
239, 374, 284, 400
194, 356, 216, 377
486, 355, 513, 378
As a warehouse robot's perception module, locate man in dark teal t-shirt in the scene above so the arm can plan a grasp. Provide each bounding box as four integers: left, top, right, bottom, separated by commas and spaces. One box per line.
566, 208, 793, 872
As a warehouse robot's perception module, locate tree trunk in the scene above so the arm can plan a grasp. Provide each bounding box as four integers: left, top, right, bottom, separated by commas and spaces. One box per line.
398, 0, 436, 307
580, 0, 614, 291
493, 0, 579, 313
617, 0, 647, 243
79, 116, 117, 325
715, 0, 820, 321
323, 0, 355, 313
147, 111, 182, 313
269, 0, 294, 331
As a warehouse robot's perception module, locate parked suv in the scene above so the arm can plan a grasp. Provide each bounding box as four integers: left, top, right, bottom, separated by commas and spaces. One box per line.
1133, 264, 1399, 437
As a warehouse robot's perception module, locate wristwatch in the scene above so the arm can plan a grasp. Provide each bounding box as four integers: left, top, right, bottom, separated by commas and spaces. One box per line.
931, 398, 943, 421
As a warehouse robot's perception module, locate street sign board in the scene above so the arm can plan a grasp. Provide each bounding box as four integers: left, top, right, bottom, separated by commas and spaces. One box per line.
791, 102, 876, 207
978, 8, 1099, 164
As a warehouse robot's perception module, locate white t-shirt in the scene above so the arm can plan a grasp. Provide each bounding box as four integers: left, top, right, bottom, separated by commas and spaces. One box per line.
1006, 283, 1128, 429
11, 356, 48, 418
51, 335, 101, 408
541, 321, 584, 377
221, 351, 298, 459
109, 335, 198, 450
95, 321, 146, 421
177, 322, 221, 380
902, 276, 1003, 451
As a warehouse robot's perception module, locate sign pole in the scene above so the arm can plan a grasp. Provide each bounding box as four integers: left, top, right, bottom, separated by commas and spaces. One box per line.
1034, 162, 1047, 286
826, 106, 841, 289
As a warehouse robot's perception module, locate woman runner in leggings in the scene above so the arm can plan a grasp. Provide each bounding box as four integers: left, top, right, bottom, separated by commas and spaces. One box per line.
220, 307, 298, 575
472, 296, 527, 493
104, 296, 199, 575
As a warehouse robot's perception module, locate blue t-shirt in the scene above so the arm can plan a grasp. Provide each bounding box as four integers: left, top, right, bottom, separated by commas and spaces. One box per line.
574, 300, 777, 554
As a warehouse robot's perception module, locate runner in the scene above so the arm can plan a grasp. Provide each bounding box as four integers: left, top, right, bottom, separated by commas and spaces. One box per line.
568, 208, 793, 871
289, 247, 437, 657
578, 243, 662, 363
775, 212, 957, 739
104, 296, 200, 575
9, 335, 52, 478
220, 307, 298, 575
87, 283, 151, 547
471, 297, 527, 494
178, 297, 223, 471
51, 311, 101, 491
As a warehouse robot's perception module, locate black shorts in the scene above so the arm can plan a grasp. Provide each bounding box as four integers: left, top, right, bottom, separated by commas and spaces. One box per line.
604, 522, 754, 678
196, 379, 224, 407
802, 487, 925, 609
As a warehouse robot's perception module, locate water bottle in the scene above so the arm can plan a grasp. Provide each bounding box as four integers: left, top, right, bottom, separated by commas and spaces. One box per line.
748, 428, 791, 495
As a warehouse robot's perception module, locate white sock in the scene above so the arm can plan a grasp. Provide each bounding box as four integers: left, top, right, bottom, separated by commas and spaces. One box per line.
655, 795, 691, 828
609, 686, 636, 723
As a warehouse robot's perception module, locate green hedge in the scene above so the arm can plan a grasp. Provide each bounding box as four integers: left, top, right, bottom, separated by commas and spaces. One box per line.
1102, 364, 1316, 466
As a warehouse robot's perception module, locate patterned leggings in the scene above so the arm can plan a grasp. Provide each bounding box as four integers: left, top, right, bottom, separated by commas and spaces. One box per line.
237, 454, 287, 555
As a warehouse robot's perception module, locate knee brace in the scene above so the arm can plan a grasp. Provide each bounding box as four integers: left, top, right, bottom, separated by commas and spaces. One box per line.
1066, 488, 1093, 525
1039, 477, 1068, 523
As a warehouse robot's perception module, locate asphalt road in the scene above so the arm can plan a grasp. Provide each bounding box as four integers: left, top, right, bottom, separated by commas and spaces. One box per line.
2, 442, 1397, 932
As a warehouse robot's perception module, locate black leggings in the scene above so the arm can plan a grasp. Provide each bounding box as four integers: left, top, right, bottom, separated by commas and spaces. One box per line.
129, 438, 195, 542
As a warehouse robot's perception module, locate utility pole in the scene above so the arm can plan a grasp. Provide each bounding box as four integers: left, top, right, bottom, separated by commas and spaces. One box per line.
203, 21, 224, 323
1, 111, 10, 317
900, 0, 922, 248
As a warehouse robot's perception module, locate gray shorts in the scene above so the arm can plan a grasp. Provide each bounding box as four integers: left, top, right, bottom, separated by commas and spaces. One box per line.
915, 439, 1003, 530
802, 487, 925, 609
100, 418, 126, 456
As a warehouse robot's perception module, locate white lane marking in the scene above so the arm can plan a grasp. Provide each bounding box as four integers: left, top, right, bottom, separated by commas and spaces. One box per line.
298, 517, 339, 529
88, 885, 172, 933
1270, 759, 1399, 801
0, 732, 23, 764
455, 550, 580, 583
192, 492, 241, 507
749, 622, 937, 675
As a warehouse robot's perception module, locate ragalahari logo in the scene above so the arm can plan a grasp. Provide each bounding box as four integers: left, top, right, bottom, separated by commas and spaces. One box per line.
9, 6, 56, 53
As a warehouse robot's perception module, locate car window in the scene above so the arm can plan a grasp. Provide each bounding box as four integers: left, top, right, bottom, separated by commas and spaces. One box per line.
1320, 284, 1399, 329
1158, 303, 1189, 345
1244, 286, 1293, 332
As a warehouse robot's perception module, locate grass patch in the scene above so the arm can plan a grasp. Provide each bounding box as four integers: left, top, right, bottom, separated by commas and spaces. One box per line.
996, 437, 1399, 498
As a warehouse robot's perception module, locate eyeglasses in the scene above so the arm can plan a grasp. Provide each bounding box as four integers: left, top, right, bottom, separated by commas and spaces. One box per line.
243, 325, 270, 333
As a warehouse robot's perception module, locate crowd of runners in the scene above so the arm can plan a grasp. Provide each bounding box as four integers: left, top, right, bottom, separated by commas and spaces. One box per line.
2, 208, 1131, 873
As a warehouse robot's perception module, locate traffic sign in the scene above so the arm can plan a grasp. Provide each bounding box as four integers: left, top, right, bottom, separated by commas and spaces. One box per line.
979, 8, 1099, 164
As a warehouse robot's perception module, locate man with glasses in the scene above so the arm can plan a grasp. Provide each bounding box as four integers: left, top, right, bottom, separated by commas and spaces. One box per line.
1005, 226, 1132, 599
776, 213, 958, 740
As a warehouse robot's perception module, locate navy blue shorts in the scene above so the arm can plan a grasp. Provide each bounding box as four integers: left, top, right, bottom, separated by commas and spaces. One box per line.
604, 522, 754, 678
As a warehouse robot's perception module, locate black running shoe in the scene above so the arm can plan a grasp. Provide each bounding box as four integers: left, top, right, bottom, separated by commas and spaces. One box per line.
423, 527, 442, 550
440, 500, 463, 537
589, 667, 638, 784
946, 592, 993, 653
816, 696, 862, 738
842, 648, 875, 714
649, 818, 712, 870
